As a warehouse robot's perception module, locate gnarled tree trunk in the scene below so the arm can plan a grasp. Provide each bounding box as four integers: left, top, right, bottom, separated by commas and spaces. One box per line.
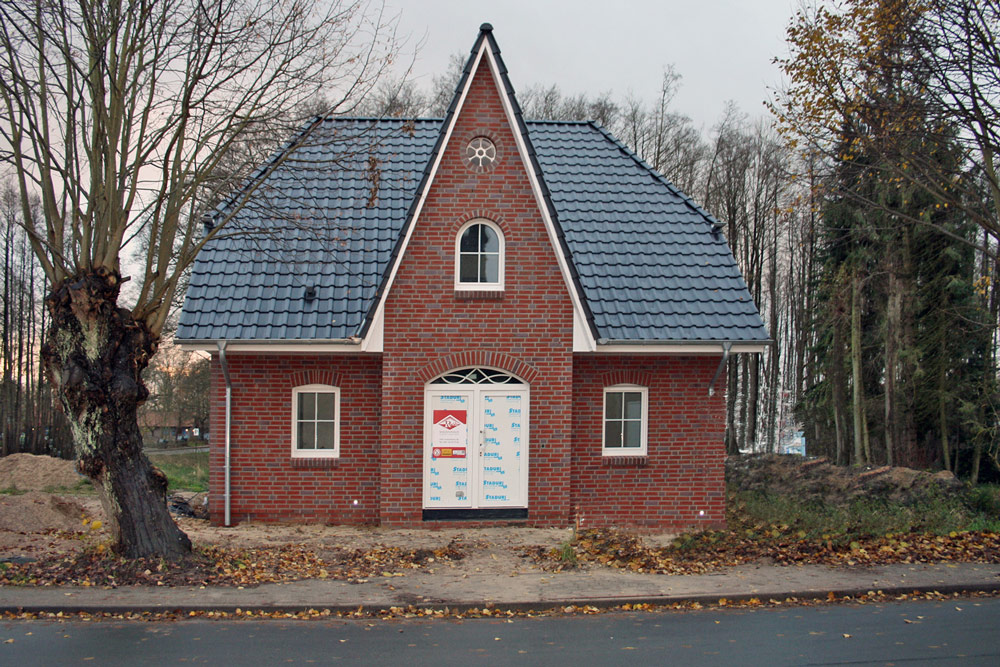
42, 269, 191, 559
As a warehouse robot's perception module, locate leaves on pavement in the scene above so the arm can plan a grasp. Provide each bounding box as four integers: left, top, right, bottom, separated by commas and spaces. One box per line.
521, 527, 1000, 574
0, 541, 465, 587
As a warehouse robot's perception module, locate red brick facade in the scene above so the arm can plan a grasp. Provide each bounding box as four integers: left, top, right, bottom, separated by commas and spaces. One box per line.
570, 355, 727, 531
205, 51, 728, 533
378, 56, 574, 527
209, 354, 382, 525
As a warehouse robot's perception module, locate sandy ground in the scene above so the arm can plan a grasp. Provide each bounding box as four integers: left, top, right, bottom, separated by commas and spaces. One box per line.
0, 493, 688, 582
0, 490, 586, 579
0, 453, 83, 491
0, 455, 674, 577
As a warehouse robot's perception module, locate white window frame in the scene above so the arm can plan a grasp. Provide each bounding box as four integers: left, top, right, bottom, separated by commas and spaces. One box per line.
454, 219, 505, 291
291, 384, 340, 458
602, 384, 648, 456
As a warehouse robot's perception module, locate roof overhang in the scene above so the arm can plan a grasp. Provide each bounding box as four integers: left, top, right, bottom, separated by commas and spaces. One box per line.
176, 339, 366, 354
588, 340, 771, 355
177, 338, 769, 355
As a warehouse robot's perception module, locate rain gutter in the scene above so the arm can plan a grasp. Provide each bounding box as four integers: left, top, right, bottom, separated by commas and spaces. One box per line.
217, 341, 233, 527
708, 342, 733, 397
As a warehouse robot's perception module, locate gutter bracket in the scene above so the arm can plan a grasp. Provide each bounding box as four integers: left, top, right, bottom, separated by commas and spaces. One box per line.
708, 342, 732, 397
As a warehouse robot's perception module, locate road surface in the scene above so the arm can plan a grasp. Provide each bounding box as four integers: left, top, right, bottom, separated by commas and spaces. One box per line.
3, 598, 997, 665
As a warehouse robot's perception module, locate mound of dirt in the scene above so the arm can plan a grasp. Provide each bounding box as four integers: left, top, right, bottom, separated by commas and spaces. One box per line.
727, 454, 964, 505
0, 492, 94, 533
0, 453, 82, 491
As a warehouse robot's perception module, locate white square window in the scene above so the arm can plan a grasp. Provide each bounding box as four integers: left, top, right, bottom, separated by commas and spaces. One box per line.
291, 384, 340, 458
602, 385, 648, 456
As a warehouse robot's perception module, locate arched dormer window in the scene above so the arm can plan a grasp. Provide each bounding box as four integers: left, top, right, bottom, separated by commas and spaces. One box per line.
455, 219, 504, 290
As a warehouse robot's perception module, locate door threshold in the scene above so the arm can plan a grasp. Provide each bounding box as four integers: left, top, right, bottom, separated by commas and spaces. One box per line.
422, 508, 528, 521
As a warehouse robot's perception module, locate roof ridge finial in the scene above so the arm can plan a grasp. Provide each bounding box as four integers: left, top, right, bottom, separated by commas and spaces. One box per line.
480, 22, 493, 32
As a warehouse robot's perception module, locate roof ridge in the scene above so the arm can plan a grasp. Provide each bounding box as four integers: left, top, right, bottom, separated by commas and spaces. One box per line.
585, 121, 725, 233
321, 116, 446, 123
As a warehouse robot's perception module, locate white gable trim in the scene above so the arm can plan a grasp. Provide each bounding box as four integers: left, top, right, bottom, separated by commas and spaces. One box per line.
359, 45, 486, 353
479, 47, 596, 352
360, 40, 597, 353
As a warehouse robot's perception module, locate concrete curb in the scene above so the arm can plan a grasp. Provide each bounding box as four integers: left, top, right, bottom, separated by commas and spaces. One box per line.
3, 581, 998, 616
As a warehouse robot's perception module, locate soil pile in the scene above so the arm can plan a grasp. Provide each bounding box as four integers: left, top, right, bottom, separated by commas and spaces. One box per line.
0, 492, 91, 533
727, 454, 964, 504
0, 453, 81, 491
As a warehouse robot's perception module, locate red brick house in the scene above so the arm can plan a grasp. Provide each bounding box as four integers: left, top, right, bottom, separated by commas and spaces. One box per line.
177, 25, 768, 530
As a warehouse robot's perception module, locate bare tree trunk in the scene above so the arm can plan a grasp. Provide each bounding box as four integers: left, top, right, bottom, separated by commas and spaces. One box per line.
938, 342, 951, 472
725, 359, 739, 455
766, 218, 780, 453
971, 438, 983, 484
898, 227, 918, 467
43, 269, 190, 559
2, 211, 13, 456
747, 355, 760, 452
884, 258, 900, 467
862, 408, 873, 465
832, 311, 849, 466
851, 269, 869, 465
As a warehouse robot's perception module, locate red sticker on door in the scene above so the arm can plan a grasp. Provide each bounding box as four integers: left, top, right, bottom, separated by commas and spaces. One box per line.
433, 409, 467, 452
433, 410, 465, 430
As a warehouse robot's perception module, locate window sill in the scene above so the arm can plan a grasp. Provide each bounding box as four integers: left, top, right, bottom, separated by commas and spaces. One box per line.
291, 457, 339, 469
602, 455, 648, 468
455, 289, 504, 301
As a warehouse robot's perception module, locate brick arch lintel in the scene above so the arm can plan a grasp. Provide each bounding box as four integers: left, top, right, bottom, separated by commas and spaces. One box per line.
451, 211, 512, 238
601, 369, 653, 388
289, 369, 342, 388
417, 351, 538, 384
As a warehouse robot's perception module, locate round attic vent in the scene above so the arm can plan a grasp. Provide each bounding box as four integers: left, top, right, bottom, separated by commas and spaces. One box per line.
464, 136, 497, 171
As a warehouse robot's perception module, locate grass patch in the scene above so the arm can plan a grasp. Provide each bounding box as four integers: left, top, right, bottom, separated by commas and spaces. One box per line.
43, 479, 95, 495
555, 539, 578, 566
148, 451, 209, 492
728, 484, 1000, 544
1, 479, 93, 496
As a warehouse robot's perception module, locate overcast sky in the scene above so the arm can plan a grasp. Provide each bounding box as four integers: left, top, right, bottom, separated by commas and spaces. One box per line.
386, 0, 798, 130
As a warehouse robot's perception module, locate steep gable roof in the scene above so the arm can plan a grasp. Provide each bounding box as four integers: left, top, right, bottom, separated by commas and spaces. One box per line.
177, 118, 768, 345
532, 122, 767, 343
177, 26, 768, 348
179, 118, 439, 342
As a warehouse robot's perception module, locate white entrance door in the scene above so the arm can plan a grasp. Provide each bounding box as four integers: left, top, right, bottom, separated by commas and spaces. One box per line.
423, 368, 529, 510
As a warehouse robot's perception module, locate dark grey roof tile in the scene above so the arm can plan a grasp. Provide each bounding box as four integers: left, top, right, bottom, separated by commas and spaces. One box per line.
178, 118, 768, 343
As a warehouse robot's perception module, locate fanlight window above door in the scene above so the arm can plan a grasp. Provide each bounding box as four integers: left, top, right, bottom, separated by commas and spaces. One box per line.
429, 367, 522, 385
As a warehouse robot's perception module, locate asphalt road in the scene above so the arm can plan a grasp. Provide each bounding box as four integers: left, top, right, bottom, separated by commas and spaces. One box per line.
3, 598, 998, 666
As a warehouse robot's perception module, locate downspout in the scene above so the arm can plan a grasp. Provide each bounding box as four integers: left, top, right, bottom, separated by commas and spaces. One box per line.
708, 342, 732, 397
217, 341, 233, 527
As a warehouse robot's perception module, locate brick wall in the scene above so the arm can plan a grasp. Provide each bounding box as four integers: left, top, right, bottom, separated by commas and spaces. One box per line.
379, 54, 576, 526
202, 55, 729, 532
570, 354, 727, 532
208, 353, 382, 525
